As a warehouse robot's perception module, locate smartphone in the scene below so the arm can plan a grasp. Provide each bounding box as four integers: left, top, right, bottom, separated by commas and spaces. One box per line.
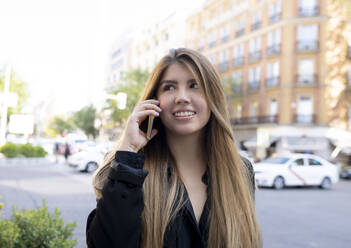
146, 115, 155, 140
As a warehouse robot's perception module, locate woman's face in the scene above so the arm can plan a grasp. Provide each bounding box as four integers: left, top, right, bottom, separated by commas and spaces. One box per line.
156, 62, 211, 137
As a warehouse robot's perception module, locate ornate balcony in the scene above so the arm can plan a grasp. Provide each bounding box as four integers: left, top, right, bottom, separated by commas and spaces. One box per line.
221, 35, 229, 43
248, 81, 260, 92
266, 44, 281, 57
219, 61, 229, 72
249, 51, 261, 62
294, 114, 316, 124
232, 57, 244, 67
209, 41, 216, 48
236, 29, 244, 37
298, 6, 319, 17
269, 13, 281, 23
232, 84, 243, 94
251, 22, 261, 31
296, 40, 319, 52
231, 115, 279, 125
265, 77, 280, 88
296, 74, 318, 86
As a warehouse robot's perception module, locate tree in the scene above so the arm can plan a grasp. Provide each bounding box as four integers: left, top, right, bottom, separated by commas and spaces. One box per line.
0, 70, 29, 121
45, 115, 74, 137
71, 104, 98, 139
105, 68, 149, 125
325, 0, 351, 128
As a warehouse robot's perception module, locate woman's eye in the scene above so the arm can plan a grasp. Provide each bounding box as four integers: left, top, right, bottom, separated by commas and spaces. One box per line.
164, 85, 175, 91
190, 83, 199, 89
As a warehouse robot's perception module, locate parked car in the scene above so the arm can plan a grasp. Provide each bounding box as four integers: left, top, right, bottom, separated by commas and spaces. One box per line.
253, 153, 339, 189
67, 148, 105, 173
340, 165, 351, 179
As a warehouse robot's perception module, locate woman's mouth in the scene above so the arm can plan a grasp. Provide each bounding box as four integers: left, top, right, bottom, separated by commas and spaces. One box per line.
173, 111, 196, 120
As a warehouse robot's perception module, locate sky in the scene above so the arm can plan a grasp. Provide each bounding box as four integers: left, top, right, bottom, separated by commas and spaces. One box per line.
0, 0, 205, 114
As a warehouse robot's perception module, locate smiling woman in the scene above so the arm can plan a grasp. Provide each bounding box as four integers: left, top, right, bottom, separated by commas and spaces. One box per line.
86, 48, 262, 248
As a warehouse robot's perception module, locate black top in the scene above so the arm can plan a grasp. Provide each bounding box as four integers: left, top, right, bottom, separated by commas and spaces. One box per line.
86, 151, 255, 248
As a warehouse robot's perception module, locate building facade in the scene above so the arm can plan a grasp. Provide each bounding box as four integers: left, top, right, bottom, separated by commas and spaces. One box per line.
185, 0, 351, 159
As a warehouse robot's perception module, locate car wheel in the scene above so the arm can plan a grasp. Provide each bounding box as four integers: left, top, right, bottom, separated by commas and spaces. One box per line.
85, 161, 98, 173
273, 176, 285, 190
320, 177, 332, 190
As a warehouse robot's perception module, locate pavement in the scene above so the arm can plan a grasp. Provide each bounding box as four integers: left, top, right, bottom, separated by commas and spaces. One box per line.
1, 157, 351, 248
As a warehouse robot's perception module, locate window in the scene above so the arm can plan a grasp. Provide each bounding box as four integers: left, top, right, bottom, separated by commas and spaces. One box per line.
297, 25, 318, 51
268, 29, 281, 47
251, 101, 259, 117
249, 66, 261, 91
292, 159, 305, 166
232, 71, 243, 83
220, 25, 230, 43
198, 39, 204, 51
235, 104, 242, 118
267, 29, 281, 55
208, 55, 216, 65
249, 37, 261, 62
308, 159, 322, 166
252, 12, 261, 30
219, 50, 229, 71
269, 0, 282, 23
270, 99, 278, 116
208, 31, 217, 48
297, 96, 313, 123
267, 62, 280, 78
266, 61, 280, 87
298, 59, 315, 84
233, 44, 244, 66
237, 18, 245, 36
299, 0, 318, 16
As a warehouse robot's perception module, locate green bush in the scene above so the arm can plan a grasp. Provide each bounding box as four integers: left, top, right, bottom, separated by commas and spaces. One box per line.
33, 146, 47, 157
0, 199, 77, 248
0, 143, 19, 158
0, 143, 47, 158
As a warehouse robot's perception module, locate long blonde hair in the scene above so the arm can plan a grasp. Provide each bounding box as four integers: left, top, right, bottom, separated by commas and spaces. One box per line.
92, 48, 262, 247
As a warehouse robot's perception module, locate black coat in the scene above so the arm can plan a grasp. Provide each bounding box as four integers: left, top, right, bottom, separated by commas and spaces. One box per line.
86, 151, 255, 248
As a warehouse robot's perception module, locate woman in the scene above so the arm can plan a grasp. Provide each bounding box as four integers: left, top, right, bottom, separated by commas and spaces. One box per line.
86, 48, 262, 248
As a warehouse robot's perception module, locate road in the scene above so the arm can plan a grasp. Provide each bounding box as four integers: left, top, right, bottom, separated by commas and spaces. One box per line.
0, 161, 350, 248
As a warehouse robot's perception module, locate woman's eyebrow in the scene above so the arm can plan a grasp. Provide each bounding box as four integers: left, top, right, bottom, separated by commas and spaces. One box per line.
159, 78, 196, 85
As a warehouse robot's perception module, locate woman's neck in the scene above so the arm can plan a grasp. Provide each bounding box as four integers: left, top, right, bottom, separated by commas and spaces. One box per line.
166, 131, 207, 178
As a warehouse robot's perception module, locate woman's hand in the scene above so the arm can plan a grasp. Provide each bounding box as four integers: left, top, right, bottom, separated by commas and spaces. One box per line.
118, 99, 162, 153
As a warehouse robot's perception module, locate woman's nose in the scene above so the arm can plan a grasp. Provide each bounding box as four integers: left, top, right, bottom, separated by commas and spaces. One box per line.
175, 88, 190, 104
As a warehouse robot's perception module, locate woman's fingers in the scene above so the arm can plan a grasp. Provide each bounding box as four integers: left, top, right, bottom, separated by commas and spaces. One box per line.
133, 110, 160, 124
136, 103, 162, 112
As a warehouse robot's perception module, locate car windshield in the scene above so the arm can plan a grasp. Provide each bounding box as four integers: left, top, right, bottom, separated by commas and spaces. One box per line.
261, 157, 290, 164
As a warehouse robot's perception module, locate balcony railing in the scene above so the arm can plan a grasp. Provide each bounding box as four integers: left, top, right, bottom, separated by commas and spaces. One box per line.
231, 115, 279, 125
298, 6, 319, 17
236, 29, 244, 37
296, 40, 319, 52
249, 51, 261, 62
221, 35, 229, 43
248, 81, 260, 92
269, 13, 281, 23
294, 114, 316, 124
251, 22, 261, 31
232, 57, 244, 67
296, 74, 318, 86
232, 84, 243, 94
219, 61, 229, 72
266, 44, 281, 57
265, 77, 280, 88
347, 46, 351, 59
209, 41, 216, 48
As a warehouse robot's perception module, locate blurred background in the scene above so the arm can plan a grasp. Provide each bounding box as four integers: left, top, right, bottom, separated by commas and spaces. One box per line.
1, 0, 351, 247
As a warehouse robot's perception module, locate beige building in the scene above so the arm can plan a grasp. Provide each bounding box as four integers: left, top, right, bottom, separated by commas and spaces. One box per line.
185, 0, 351, 159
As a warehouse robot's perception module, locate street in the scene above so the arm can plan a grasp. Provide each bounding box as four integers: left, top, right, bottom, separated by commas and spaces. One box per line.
0, 161, 350, 248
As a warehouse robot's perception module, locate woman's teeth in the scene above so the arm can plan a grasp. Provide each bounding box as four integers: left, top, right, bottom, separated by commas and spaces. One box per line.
174, 111, 195, 117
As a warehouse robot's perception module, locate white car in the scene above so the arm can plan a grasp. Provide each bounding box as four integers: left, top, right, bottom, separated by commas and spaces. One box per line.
68, 149, 106, 173
253, 153, 339, 189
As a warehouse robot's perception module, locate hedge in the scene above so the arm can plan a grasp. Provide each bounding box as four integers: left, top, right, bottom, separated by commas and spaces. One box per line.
0, 143, 47, 158
0, 199, 77, 248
